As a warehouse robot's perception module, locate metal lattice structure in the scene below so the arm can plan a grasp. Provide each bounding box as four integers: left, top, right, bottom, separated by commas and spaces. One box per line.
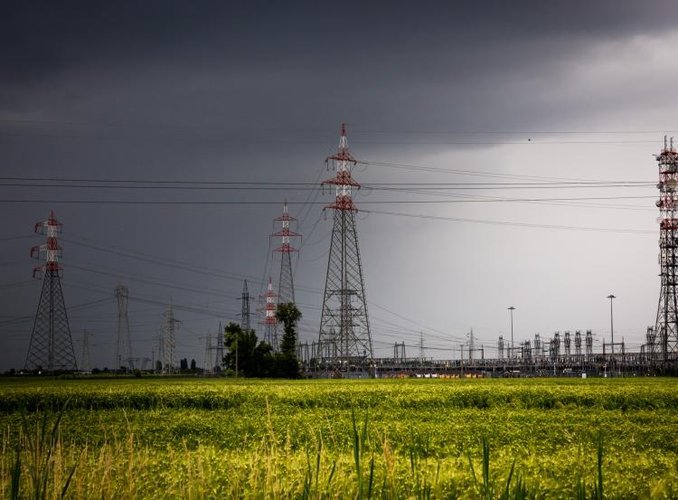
215, 322, 224, 371
161, 303, 178, 373
655, 136, 678, 364
261, 277, 278, 350
318, 124, 373, 366
564, 331, 571, 357
644, 326, 657, 361
115, 285, 133, 370
534, 334, 542, 358
273, 202, 300, 305
25, 211, 77, 372
240, 281, 251, 332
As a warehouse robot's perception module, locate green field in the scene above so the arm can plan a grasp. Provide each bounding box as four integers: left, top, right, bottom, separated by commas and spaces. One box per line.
0, 377, 676, 499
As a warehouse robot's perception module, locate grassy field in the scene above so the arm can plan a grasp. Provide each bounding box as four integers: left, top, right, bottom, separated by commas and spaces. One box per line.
0, 377, 676, 499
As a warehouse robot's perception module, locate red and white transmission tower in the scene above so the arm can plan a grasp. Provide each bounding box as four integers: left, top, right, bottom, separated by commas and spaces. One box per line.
318, 124, 373, 367
25, 210, 77, 372
654, 136, 678, 364
272, 201, 301, 305
261, 277, 279, 350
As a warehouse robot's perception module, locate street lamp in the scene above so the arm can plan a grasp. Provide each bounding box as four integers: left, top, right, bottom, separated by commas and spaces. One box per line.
508, 306, 516, 358
607, 294, 615, 357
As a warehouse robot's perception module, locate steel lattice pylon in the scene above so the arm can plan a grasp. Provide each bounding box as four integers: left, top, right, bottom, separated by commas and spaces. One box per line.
273, 201, 300, 305
161, 303, 178, 374
241, 280, 251, 331
114, 285, 133, 370
318, 124, 373, 367
25, 211, 77, 372
215, 321, 224, 371
655, 136, 678, 363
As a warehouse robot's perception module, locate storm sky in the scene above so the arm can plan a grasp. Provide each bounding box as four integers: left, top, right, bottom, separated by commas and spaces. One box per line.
1, 0, 676, 370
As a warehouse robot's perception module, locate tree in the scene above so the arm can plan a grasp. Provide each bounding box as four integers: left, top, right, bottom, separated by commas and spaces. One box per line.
180, 358, 188, 371
275, 303, 302, 378
223, 322, 273, 377
190, 358, 196, 371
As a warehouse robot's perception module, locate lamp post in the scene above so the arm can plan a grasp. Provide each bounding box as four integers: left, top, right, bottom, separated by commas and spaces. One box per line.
508, 306, 516, 358
607, 294, 615, 357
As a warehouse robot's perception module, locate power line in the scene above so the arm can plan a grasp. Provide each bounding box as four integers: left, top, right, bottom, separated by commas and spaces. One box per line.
351, 128, 678, 135
0, 296, 114, 327
0, 177, 653, 189
62, 235, 321, 296
0, 198, 655, 233
361, 159, 607, 183
0, 280, 35, 289
68, 263, 239, 300
63, 279, 238, 319
0, 127, 668, 146
363, 209, 655, 235
0, 235, 36, 242
3, 117, 677, 135
0, 195, 654, 205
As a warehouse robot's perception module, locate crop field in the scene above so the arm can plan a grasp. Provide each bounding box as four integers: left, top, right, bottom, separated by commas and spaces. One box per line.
0, 377, 676, 499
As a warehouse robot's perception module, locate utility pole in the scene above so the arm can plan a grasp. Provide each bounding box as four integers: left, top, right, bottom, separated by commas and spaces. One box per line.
508, 306, 516, 359
607, 294, 616, 356
468, 328, 474, 361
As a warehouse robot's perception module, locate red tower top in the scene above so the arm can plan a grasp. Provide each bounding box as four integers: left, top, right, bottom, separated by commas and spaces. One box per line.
272, 201, 301, 253
656, 135, 678, 230
322, 123, 360, 211
30, 210, 63, 277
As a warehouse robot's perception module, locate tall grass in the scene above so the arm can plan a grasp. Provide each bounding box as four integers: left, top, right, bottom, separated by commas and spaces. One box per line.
575, 432, 605, 500
9, 405, 76, 500
1, 379, 676, 497
0, 415, 659, 499
467, 437, 528, 500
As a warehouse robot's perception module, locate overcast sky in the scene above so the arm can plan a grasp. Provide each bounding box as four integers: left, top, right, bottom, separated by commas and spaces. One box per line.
1, 0, 676, 370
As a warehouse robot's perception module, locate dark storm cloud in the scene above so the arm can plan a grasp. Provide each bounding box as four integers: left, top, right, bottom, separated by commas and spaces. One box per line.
2, 0, 677, 122
3, 1, 676, 69
2, 0, 673, 192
